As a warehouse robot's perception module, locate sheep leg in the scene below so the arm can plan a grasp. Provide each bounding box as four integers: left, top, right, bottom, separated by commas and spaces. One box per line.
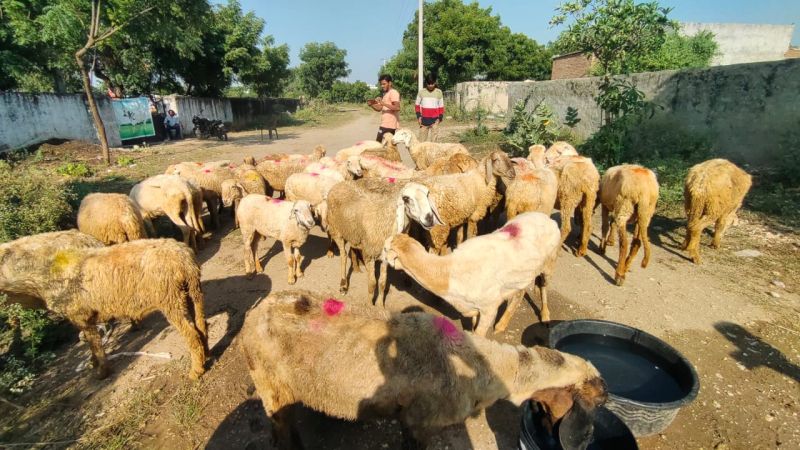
207, 196, 220, 230
685, 214, 713, 263
537, 273, 551, 322
577, 194, 594, 257
164, 209, 196, 250
474, 308, 498, 337
614, 215, 630, 286
336, 238, 350, 293
638, 211, 653, 268
366, 257, 378, 303
712, 213, 733, 249
626, 223, 643, 272
350, 248, 363, 273
294, 247, 304, 279
143, 217, 157, 238
79, 322, 110, 379
187, 275, 209, 354
378, 258, 389, 307
164, 308, 207, 380
283, 242, 296, 285
494, 291, 524, 333
467, 220, 478, 239
559, 203, 574, 246
599, 206, 610, 254
326, 237, 335, 258
242, 230, 257, 276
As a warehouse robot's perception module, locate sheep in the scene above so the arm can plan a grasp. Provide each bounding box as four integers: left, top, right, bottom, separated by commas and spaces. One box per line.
334, 139, 387, 162
385, 212, 560, 336
392, 128, 469, 169
236, 195, 316, 285
598, 164, 659, 286
0, 231, 208, 380
323, 178, 442, 305
77, 193, 148, 245
164, 163, 235, 229
304, 155, 363, 180
247, 145, 327, 166
358, 154, 417, 179
548, 155, 600, 257
130, 174, 204, 251
545, 141, 578, 164
423, 153, 479, 176
254, 146, 326, 198
505, 146, 558, 220
240, 289, 607, 448
285, 172, 344, 207
360, 133, 402, 162
682, 158, 752, 264
418, 150, 516, 255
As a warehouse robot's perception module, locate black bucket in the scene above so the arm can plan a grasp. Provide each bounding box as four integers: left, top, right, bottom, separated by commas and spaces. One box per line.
519, 401, 638, 450
549, 320, 700, 437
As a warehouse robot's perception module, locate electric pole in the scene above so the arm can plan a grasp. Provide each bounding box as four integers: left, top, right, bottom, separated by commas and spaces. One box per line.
418, 0, 424, 91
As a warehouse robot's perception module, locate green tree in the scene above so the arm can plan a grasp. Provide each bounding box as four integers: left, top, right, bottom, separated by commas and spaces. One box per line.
296, 42, 350, 98
550, 0, 675, 76
383, 0, 551, 98
324, 80, 377, 103
638, 30, 717, 72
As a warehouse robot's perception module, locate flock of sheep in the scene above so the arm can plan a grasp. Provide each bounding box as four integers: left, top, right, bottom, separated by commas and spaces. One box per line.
0, 127, 753, 447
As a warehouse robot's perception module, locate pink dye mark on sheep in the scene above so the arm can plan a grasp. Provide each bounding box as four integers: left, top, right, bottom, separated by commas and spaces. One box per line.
323, 298, 345, 316
309, 172, 320, 177
203, 169, 211, 173
387, 177, 397, 183
499, 223, 521, 239
271, 198, 284, 203
433, 316, 462, 344
309, 319, 324, 332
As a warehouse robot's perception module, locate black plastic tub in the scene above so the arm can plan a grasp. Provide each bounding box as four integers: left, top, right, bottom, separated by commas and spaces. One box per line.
549, 320, 700, 437
519, 401, 638, 450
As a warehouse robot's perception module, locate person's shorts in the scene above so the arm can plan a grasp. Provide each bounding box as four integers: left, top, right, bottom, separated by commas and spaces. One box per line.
376, 127, 396, 143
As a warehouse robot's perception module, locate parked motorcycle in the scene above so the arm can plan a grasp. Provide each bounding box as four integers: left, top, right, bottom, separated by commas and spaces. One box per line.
192, 115, 228, 141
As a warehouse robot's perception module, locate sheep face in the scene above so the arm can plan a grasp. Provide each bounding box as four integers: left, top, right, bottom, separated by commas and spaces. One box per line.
399, 183, 443, 231
486, 151, 516, 182
291, 200, 316, 229
346, 156, 363, 177
221, 180, 244, 207
392, 129, 413, 147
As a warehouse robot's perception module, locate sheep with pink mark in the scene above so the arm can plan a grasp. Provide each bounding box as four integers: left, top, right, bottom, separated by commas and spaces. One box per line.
334, 139, 387, 162
241, 290, 607, 448
235, 195, 316, 285
383, 211, 561, 336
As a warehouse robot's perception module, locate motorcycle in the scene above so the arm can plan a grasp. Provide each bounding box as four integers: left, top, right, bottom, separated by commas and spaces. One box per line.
192, 114, 228, 141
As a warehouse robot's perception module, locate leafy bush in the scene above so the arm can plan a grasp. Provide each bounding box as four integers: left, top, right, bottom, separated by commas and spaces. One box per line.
323, 80, 378, 103
56, 162, 94, 177
503, 100, 560, 156
0, 163, 74, 243
116, 156, 135, 167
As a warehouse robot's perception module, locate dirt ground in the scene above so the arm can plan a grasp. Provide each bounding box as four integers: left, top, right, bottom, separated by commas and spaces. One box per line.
2, 109, 799, 450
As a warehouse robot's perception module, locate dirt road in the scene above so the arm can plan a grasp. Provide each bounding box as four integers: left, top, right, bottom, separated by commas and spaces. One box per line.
3, 110, 799, 449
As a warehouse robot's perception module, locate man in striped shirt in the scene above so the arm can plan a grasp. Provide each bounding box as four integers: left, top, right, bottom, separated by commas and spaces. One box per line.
415, 74, 444, 142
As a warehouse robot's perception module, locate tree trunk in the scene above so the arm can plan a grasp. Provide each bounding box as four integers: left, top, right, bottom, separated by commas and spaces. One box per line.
76, 49, 111, 164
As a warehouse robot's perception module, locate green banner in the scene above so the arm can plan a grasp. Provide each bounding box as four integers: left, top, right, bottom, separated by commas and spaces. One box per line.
112, 97, 155, 140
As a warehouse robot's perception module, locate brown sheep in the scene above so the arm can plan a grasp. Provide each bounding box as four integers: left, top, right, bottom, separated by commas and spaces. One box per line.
241, 290, 607, 448
682, 158, 752, 264
392, 128, 470, 170
505, 145, 558, 220
0, 232, 208, 380
548, 155, 600, 257
361, 132, 402, 162
77, 193, 148, 245
598, 164, 659, 286
544, 141, 579, 164
423, 153, 479, 176
254, 146, 326, 197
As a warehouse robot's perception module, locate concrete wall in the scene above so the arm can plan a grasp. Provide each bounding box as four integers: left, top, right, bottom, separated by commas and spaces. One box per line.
161, 95, 233, 134
160, 95, 301, 132
0, 93, 121, 152
506, 58, 800, 164
680, 22, 794, 66
452, 81, 512, 116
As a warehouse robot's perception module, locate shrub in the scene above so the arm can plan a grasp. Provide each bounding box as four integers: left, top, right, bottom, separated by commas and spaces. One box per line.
323, 80, 378, 103
117, 156, 135, 167
0, 163, 74, 243
56, 162, 94, 177
503, 99, 560, 156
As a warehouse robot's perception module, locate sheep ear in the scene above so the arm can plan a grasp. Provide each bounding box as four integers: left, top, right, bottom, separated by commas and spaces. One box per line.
395, 196, 407, 234
483, 156, 494, 184
532, 387, 575, 426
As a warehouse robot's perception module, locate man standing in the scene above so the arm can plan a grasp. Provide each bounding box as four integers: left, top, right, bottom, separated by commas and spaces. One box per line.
415, 74, 444, 142
164, 109, 182, 140
368, 74, 401, 142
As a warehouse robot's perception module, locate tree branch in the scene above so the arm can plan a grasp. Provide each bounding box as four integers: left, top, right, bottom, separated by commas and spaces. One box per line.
94, 5, 156, 44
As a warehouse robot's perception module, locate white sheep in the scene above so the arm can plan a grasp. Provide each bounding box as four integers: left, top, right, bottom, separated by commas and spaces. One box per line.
77, 193, 148, 245
384, 212, 560, 336
241, 290, 607, 448
544, 141, 579, 165
236, 195, 316, 285
130, 174, 204, 251
392, 128, 469, 169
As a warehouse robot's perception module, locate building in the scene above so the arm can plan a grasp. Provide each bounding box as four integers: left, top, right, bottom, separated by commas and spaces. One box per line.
680, 22, 795, 66
550, 52, 596, 80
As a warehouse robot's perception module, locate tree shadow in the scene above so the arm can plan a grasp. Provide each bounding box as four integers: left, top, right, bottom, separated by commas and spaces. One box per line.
714, 322, 800, 383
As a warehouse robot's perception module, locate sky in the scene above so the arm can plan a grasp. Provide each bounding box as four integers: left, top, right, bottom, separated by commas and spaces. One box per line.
239, 0, 800, 83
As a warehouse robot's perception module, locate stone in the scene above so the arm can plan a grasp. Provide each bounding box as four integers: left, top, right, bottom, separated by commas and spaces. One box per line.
734, 249, 762, 258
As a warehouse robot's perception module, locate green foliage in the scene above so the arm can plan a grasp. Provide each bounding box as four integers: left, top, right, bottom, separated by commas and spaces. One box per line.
296, 42, 350, 98
0, 163, 74, 243
564, 107, 581, 128
382, 0, 551, 98
503, 99, 560, 156
639, 30, 718, 72
323, 81, 377, 103
551, 0, 675, 76
56, 162, 94, 177
116, 156, 135, 167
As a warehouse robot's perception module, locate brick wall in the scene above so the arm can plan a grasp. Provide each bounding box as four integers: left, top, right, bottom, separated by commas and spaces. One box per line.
551, 52, 595, 80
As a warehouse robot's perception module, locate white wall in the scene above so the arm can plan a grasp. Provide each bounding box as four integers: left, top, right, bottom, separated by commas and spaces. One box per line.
452, 81, 512, 116
0, 93, 121, 152
161, 95, 233, 133
681, 22, 794, 66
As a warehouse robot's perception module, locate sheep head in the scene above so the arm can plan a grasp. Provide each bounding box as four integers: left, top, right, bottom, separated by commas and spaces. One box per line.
221, 179, 244, 207
291, 200, 316, 230
392, 129, 413, 147
527, 145, 547, 169
313, 145, 326, 159
346, 155, 363, 178
313, 201, 329, 231
483, 151, 516, 183
397, 182, 443, 232
243, 156, 256, 166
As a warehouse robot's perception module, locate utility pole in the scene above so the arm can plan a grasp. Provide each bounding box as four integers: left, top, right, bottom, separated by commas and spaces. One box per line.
418, 0, 424, 91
